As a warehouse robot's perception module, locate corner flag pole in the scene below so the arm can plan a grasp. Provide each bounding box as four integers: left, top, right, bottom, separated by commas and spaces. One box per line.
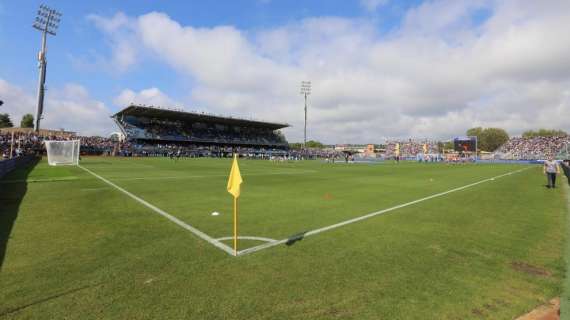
227, 153, 243, 256
233, 196, 238, 256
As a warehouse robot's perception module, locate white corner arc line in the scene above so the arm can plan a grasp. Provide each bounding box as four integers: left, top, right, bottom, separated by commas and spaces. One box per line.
78, 165, 236, 256
238, 167, 532, 256
216, 236, 277, 243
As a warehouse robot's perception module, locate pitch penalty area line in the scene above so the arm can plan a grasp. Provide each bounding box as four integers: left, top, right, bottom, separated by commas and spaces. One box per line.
78, 165, 236, 256
238, 167, 532, 256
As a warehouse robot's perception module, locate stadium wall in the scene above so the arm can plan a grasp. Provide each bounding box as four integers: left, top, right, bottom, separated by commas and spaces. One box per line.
0, 155, 36, 179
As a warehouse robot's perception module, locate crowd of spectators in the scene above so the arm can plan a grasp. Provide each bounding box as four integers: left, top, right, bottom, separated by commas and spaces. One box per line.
123, 143, 285, 159
384, 140, 439, 158
118, 117, 288, 146
1, 132, 118, 159
495, 136, 570, 160
120, 143, 343, 160
1, 131, 337, 161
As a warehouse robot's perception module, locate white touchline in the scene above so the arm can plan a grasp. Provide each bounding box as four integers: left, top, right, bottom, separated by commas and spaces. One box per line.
237, 167, 533, 256
78, 165, 236, 256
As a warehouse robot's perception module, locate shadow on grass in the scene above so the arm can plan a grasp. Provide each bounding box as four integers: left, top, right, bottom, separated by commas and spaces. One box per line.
0, 282, 104, 317
286, 231, 307, 246
0, 157, 39, 270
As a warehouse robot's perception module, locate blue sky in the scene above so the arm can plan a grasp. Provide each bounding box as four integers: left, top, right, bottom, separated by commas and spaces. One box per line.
0, 0, 419, 107
0, 0, 569, 142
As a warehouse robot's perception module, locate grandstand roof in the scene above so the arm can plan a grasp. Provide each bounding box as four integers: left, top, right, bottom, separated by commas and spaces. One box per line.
112, 105, 290, 130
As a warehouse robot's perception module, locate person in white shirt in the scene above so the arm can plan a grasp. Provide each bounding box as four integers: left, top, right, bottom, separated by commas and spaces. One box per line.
543, 156, 560, 189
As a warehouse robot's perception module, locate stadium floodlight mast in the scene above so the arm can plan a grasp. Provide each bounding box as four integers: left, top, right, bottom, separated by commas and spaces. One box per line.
300, 81, 311, 149
32, 4, 62, 132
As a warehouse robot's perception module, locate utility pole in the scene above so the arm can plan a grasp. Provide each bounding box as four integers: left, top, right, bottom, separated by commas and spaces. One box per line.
33, 4, 62, 132
300, 81, 311, 149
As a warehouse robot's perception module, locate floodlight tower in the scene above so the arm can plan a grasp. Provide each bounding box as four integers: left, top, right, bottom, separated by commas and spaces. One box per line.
300, 81, 311, 149
33, 4, 62, 132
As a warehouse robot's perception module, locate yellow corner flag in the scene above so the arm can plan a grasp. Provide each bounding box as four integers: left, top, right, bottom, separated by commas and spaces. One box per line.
227, 154, 243, 256
227, 154, 243, 198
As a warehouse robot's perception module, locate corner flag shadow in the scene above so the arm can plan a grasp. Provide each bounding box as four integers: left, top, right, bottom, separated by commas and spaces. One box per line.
286, 231, 307, 246
0, 157, 39, 270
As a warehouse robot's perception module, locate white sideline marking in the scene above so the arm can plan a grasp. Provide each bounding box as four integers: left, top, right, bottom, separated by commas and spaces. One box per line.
238, 167, 532, 256
216, 236, 277, 243
78, 165, 236, 256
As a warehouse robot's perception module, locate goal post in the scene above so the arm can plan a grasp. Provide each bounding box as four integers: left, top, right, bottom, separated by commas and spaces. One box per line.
45, 140, 80, 166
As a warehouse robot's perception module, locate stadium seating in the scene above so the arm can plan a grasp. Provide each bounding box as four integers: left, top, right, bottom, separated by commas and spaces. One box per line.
496, 136, 570, 160
384, 140, 439, 158
113, 105, 289, 147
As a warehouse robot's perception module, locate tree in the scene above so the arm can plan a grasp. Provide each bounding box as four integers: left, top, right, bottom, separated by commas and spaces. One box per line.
289, 140, 325, 149
0, 113, 13, 128
289, 143, 303, 150
522, 129, 567, 138
480, 128, 509, 151
20, 114, 34, 128
466, 127, 483, 140
305, 140, 324, 149
465, 127, 510, 152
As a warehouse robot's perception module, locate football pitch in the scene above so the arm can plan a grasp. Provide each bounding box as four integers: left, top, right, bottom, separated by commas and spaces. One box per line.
1, 157, 568, 319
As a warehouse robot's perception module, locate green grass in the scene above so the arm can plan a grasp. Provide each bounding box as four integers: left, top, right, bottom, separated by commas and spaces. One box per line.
0, 157, 568, 319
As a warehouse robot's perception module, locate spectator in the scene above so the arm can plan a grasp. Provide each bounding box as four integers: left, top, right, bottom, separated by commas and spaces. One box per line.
543, 156, 560, 189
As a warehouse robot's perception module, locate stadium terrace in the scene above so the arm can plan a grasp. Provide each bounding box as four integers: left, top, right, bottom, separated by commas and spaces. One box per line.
112, 105, 290, 148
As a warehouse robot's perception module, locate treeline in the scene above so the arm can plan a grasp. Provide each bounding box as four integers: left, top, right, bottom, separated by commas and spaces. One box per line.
289, 140, 325, 149
522, 129, 567, 138
0, 113, 34, 128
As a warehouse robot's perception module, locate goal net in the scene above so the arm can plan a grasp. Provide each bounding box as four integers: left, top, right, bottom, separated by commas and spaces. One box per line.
45, 140, 80, 166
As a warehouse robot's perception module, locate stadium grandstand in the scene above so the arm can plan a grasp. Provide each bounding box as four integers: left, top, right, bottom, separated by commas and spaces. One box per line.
384, 139, 439, 158
495, 136, 570, 160
113, 105, 289, 147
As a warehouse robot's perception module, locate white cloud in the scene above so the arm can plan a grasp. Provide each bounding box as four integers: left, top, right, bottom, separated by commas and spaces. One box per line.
0, 79, 116, 136
85, 12, 139, 73
114, 87, 180, 107
87, 1, 570, 143
0, 79, 36, 126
